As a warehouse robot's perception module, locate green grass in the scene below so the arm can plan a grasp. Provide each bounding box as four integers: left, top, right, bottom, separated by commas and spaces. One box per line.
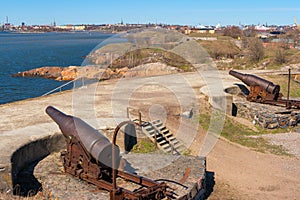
199, 113, 291, 156
131, 139, 157, 153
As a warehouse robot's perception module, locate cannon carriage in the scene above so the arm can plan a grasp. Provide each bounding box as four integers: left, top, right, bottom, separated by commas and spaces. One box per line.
46, 106, 171, 200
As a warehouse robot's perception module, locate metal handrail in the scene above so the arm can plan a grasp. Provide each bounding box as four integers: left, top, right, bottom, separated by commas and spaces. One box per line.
42, 77, 85, 96
127, 107, 142, 125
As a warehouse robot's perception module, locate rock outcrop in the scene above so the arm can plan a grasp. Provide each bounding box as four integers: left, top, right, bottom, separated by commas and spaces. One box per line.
12, 66, 78, 81
12, 63, 181, 81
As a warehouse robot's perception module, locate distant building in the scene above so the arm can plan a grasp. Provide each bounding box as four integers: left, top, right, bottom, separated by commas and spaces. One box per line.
255, 25, 270, 32
262, 38, 295, 49
187, 25, 215, 35
56, 24, 85, 31
3, 23, 12, 31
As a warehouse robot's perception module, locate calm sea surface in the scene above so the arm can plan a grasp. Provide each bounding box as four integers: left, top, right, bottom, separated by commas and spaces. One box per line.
0, 32, 112, 104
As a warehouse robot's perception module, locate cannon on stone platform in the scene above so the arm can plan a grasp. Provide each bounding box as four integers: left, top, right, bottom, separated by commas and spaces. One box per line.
46, 106, 170, 200
229, 70, 300, 109
229, 70, 282, 102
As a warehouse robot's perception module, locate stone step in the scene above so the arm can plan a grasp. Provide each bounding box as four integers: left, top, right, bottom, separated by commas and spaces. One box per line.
174, 143, 183, 149
151, 119, 161, 125
158, 140, 169, 146
147, 130, 155, 135
141, 119, 187, 155
159, 126, 167, 131
144, 126, 154, 131
155, 136, 165, 142
161, 143, 172, 149
164, 147, 173, 154
154, 122, 163, 127
164, 133, 173, 138
171, 140, 180, 146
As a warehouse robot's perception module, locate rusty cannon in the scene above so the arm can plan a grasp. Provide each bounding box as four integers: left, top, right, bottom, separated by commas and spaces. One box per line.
229, 70, 300, 109
46, 106, 170, 199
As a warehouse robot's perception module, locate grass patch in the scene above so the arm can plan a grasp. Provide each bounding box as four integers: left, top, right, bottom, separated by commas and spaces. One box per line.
182, 149, 192, 156
199, 113, 291, 156
131, 139, 157, 153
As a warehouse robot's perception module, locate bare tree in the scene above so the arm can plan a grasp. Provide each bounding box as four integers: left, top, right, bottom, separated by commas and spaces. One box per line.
247, 37, 265, 62
223, 26, 242, 39
274, 47, 287, 64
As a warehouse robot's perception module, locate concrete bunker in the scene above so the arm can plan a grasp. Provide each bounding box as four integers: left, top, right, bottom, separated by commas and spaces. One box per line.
10, 134, 65, 196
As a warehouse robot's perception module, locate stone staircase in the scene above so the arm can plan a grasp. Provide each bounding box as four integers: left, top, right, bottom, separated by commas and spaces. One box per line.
141, 119, 187, 155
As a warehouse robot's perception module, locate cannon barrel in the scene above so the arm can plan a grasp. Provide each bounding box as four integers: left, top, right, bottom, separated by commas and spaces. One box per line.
229, 70, 280, 94
46, 106, 120, 168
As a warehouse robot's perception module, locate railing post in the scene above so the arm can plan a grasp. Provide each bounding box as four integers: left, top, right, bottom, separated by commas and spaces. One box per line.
127, 107, 130, 119
287, 68, 291, 109
139, 111, 142, 126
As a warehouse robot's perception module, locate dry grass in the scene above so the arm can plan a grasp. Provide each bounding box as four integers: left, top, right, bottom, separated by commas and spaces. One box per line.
198, 40, 241, 59
110, 48, 194, 71
263, 74, 300, 98
197, 36, 300, 70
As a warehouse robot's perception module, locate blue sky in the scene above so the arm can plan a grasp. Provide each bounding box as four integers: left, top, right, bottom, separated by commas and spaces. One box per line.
2, 0, 300, 26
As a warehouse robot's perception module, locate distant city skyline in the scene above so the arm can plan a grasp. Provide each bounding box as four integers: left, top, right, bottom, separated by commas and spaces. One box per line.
2, 0, 300, 26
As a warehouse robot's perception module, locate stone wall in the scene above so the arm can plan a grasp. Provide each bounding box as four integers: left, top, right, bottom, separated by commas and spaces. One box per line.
234, 100, 300, 129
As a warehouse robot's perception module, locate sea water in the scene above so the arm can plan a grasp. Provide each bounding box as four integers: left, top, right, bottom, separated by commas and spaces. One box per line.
0, 32, 112, 104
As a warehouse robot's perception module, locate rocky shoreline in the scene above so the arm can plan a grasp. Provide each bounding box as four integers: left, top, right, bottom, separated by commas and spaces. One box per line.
12, 63, 183, 81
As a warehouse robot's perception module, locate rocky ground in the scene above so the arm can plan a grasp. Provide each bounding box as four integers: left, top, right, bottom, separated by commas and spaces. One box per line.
261, 132, 300, 158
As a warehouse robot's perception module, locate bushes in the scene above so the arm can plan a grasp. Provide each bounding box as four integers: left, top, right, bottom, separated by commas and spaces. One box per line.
245, 37, 265, 62
197, 34, 300, 69
223, 26, 242, 39
200, 37, 264, 62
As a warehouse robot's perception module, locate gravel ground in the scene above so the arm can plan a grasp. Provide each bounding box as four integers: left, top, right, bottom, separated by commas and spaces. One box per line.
262, 132, 300, 158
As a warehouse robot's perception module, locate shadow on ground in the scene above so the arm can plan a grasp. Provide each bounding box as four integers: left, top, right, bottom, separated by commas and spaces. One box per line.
204, 171, 215, 199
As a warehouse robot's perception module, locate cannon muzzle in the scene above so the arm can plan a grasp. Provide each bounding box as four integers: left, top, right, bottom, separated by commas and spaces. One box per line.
46, 106, 120, 168
229, 70, 280, 94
